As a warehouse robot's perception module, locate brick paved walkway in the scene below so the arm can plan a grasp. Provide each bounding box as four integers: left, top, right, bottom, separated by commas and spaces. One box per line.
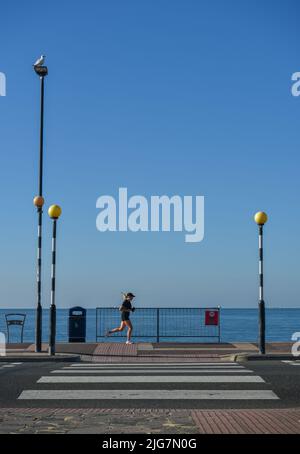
191, 409, 300, 434
80, 342, 224, 362
0, 408, 299, 434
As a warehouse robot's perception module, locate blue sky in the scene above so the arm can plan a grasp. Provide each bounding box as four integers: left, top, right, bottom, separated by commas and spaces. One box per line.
0, 0, 299, 309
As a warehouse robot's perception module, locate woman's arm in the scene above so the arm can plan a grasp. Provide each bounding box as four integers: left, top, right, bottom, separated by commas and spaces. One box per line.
119, 303, 131, 312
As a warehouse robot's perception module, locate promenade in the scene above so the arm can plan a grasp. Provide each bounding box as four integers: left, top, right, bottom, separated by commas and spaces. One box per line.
3, 341, 296, 361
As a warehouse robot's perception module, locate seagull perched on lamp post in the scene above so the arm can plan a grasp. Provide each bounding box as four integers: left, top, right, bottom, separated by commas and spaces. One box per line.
32, 53, 48, 352
33, 55, 46, 67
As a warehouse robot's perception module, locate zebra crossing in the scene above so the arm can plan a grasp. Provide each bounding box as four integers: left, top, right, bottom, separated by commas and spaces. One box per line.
18, 361, 279, 402
0, 362, 22, 370
282, 360, 300, 366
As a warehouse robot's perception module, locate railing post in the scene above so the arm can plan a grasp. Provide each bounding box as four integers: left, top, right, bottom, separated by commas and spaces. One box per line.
157, 308, 160, 343
95, 308, 98, 342
218, 306, 221, 343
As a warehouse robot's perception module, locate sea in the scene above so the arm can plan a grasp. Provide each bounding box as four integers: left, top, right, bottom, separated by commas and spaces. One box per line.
0, 308, 299, 344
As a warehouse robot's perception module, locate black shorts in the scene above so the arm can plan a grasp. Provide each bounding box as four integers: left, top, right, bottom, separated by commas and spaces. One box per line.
121, 313, 130, 322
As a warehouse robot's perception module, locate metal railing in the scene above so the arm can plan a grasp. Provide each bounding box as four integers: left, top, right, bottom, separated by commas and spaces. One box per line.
96, 307, 221, 342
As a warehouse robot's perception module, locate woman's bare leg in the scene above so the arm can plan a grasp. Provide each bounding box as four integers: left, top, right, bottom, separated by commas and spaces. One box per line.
125, 320, 133, 341
108, 321, 126, 334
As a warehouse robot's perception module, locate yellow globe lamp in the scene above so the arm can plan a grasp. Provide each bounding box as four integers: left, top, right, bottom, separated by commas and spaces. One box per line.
254, 211, 268, 226
33, 196, 45, 208
48, 205, 62, 220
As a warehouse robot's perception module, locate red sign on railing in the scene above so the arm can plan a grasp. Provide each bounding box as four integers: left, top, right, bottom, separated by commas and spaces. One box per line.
205, 310, 219, 326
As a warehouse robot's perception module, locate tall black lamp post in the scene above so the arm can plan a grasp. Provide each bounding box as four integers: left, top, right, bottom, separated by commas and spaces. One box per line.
33, 56, 48, 353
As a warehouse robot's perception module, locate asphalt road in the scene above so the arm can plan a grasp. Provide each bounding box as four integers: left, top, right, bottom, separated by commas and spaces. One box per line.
0, 360, 300, 409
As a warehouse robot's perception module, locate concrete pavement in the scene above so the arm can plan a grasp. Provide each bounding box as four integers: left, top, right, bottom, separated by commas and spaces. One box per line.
2, 341, 297, 362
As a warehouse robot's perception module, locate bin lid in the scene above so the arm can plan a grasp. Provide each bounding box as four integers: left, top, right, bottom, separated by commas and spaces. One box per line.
69, 306, 86, 316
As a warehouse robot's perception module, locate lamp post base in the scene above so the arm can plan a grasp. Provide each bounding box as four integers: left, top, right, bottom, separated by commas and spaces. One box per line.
49, 304, 56, 356
35, 304, 42, 353
258, 300, 266, 354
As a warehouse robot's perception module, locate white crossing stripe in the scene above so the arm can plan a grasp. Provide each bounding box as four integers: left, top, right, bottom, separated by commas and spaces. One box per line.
38, 375, 264, 383
282, 360, 300, 366
69, 362, 239, 367
18, 389, 279, 400
67, 365, 244, 369
64, 365, 245, 370
0, 362, 22, 368
52, 368, 253, 374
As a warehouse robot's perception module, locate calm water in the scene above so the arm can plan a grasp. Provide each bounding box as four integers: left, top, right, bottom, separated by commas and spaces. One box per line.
0, 308, 299, 343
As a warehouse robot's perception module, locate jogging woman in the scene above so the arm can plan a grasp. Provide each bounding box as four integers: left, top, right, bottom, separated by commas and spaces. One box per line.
105, 292, 135, 344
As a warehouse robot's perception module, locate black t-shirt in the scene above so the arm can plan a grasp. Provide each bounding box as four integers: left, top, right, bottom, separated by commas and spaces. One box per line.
122, 300, 132, 311
121, 300, 132, 320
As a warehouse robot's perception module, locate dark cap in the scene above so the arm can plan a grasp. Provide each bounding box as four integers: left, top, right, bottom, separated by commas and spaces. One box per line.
125, 292, 135, 298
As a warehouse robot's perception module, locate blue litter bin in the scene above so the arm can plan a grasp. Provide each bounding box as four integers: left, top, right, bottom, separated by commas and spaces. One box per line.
68, 307, 86, 342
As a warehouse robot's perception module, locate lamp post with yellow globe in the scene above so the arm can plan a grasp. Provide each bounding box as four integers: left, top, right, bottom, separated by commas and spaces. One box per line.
254, 211, 268, 354
48, 205, 62, 356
